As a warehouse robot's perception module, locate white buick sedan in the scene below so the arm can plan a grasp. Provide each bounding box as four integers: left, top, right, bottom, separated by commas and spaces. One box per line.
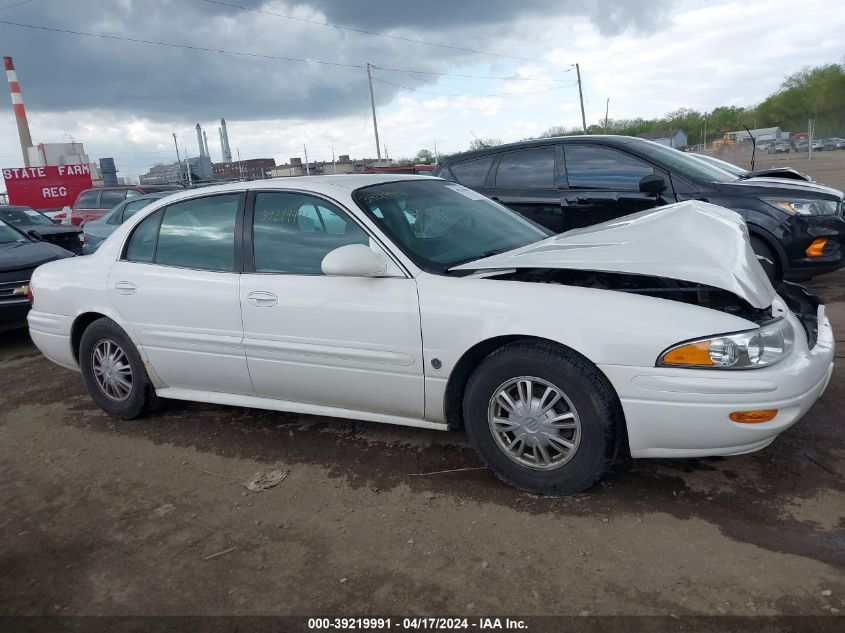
28, 175, 835, 494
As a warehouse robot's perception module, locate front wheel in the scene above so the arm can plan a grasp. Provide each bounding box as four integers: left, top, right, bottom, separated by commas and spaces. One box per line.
750, 236, 778, 282
463, 341, 622, 495
79, 317, 158, 419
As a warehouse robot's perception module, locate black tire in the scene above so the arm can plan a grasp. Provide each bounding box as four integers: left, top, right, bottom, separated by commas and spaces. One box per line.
463, 340, 621, 495
79, 317, 158, 419
750, 236, 778, 283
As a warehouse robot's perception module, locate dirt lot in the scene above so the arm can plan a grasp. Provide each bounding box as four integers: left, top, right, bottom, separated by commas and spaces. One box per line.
720, 146, 845, 190
0, 272, 843, 618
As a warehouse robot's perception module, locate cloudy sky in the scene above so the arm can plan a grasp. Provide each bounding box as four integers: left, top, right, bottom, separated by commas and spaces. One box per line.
1, 0, 844, 182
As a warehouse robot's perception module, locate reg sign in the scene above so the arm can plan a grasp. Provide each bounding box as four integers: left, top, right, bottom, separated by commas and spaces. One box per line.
2, 164, 94, 209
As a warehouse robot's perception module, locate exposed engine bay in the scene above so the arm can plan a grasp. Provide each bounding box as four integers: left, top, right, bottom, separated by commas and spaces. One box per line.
485, 268, 821, 341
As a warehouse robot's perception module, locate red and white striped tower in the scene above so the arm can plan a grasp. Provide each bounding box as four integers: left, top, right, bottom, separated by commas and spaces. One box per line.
4, 56, 34, 167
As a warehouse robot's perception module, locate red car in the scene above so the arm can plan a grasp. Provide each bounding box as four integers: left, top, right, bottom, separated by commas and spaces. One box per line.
68, 185, 182, 226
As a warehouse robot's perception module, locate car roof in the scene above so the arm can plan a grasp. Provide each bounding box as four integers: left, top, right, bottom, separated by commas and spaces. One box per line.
435, 135, 644, 165
0, 204, 36, 211
131, 174, 440, 204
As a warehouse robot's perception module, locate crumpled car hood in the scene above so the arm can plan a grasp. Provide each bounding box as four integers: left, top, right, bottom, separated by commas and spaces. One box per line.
452, 200, 776, 309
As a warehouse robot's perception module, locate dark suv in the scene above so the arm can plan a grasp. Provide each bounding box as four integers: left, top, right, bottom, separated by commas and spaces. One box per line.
433, 136, 845, 281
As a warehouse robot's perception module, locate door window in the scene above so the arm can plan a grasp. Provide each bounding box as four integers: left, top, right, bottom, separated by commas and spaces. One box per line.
154, 194, 240, 271
99, 189, 126, 209
125, 210, 162, 263
449, 156, 495, 187
75, 190, 99, 209
252, 192, 369, 274
565, 146, 656, 190
494, 147, 555, 189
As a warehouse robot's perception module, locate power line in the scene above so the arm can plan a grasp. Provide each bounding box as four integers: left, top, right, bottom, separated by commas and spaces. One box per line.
370, 64, 573, 82
0, 18, 575, 83
370, 76, 568, 116
372, 76, 576, 99
0, 18, 366, 69
199, 0, 575, 68
0, 0, 34, 13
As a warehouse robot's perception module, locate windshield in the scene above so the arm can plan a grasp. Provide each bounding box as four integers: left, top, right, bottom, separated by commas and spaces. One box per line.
0, 206, 53, 226
634, 140, 739, 183
0, 220, 28, 244
353, 179, 550, 274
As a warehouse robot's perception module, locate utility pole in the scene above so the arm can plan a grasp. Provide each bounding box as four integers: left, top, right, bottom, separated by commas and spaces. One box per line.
703, 116, 707, 151
303, 144, 310, 175
172, 133, 183, 184
808, 118, 814, 160
332, 146, 336, 174
576, 63, 587, 134
434, 141, 439, 163
237, 147, 244, 179
366, 63, 382, 160
603, 98, 609, 134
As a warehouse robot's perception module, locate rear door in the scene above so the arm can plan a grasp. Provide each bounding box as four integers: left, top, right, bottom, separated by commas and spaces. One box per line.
488, 146, 565, 232
561, 144, 674, 230
108, 192, 253, 395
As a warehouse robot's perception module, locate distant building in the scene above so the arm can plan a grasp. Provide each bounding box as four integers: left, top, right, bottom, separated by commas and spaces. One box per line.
214, 158, 276, 181
268, 155, 393, 178
636, 129, 688, 148
140, 156, 213, 185
24, 141, 121, 186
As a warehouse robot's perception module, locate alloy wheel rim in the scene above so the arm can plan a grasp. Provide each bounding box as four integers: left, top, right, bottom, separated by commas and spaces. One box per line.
487, 376, 581, 471
91, 339, 133, 401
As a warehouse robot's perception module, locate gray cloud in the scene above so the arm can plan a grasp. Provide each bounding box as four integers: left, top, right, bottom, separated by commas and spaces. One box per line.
0, 0, 675, 121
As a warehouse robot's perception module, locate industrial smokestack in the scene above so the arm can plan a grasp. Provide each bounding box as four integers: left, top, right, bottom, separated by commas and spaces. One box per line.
220, 117, 232, 163
203, 130, 210, 160
195, 123, 205, 158
4, 57, 33, 167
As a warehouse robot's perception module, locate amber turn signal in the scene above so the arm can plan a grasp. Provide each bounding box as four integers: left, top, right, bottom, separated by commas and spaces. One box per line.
806, 238, 828, 258
661, 341, 714, 366
729, 409, 778, 423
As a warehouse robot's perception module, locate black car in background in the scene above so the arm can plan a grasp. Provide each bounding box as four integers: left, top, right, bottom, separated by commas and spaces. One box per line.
0, 219, 74, 331
0, 205, 83, 255
433, 135, 845, 281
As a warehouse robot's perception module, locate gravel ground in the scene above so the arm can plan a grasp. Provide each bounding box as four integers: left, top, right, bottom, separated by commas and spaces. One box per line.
0, 273, 843, 618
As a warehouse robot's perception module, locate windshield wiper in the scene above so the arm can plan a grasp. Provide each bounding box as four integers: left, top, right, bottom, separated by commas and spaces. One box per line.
447, 249, 508, 271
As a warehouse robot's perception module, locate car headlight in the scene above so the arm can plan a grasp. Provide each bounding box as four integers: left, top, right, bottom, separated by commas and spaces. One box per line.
763, 198, 840, 216
658, 318, 794, 369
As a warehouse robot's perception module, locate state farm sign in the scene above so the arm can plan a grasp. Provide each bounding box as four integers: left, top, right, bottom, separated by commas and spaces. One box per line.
2, 164, 93, 209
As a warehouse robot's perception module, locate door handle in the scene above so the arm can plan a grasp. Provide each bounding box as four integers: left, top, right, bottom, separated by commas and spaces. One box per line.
247, 291, 278, 307
114, 281, 137, 295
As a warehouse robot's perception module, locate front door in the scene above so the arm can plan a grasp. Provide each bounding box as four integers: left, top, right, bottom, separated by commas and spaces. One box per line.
108, 192, 253, 395
561, 144, 673, 231
239, 190, 424, 419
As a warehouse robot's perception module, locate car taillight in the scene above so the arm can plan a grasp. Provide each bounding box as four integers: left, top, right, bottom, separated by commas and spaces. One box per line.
27, 284, 34, 304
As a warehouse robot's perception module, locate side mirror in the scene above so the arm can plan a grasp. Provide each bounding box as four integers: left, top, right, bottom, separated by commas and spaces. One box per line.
27, 229, 44, 241
52, 218, 62, 224
322, 244, 391, 277
639, 174, 667, 195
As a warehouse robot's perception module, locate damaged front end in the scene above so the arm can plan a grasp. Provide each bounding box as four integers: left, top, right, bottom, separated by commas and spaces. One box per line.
484, 267, 774, 324
482, 268, 823, 348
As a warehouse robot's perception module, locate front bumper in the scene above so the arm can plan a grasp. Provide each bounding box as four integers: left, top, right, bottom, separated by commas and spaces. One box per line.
782, 214, 845, 280
599, 302, 835, 458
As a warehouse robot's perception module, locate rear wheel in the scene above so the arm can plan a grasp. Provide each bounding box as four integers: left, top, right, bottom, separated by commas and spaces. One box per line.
79, 317, 157, 419
463, 341, 621, 495
750, 236, 778, 282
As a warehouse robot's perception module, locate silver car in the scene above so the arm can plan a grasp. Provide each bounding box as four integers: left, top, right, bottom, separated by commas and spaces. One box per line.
81, 191, 175, 254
